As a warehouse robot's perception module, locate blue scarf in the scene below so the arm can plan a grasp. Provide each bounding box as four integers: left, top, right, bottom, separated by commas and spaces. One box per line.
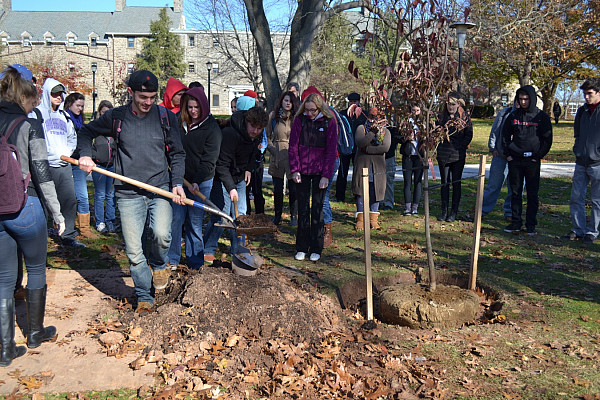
66, 109, 83, 131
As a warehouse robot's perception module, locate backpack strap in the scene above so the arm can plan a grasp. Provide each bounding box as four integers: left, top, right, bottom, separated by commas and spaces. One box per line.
32, 108, 43, 123
157, 105, 171, 157
1, 116, 27, 142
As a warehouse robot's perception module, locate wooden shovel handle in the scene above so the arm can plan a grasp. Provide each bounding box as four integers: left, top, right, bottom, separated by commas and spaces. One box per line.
233, 198, 239, 219
61, 155, 194, 207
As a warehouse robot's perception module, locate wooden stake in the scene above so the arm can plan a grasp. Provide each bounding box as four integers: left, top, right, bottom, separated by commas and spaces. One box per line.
362, 167, 373, 321
469, 154, 487, 290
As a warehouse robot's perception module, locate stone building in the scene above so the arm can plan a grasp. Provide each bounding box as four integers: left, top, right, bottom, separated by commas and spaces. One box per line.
0, 0, 290, 115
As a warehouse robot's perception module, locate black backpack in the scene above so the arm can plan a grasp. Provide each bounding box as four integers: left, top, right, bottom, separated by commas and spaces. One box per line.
0, 117, 29, 215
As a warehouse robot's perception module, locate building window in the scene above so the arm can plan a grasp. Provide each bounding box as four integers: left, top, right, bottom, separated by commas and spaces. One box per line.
68, 37, 75, 47
212, 94, 219, 108
127, 63, 135, 74
1, 37, 7, 46
68, 62, 76, 72
127, 37, 135, 48
188, 35, 195, 47
568, 104, 578, 117
91, 37, 97, 47
212, 63, 219, 74
23, 37, 31, 47
213, 39, 219, 47
188, 63, 195, 73
45, 37, 52, 46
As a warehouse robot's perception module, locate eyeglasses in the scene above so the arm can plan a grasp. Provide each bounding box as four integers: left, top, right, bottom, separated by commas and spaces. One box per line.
50, 92, 64, 98
305, 108, 318, 114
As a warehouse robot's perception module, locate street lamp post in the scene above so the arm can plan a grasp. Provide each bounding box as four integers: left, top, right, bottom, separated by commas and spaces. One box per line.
450, 22, 476, 97
206, 61, 213, 109
91, 62, 97, 119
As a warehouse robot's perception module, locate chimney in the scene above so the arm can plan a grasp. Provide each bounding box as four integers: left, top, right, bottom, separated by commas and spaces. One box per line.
2, 0, 11, 10
115, 0, 126, 12
173, 0, 182, 13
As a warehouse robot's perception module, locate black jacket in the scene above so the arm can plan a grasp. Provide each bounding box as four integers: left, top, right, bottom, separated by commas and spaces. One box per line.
216, 111, 260, 193
573, 103, 600, 167
182, 114, 222, 184
77, 103, 186, 197
502, 85, 553, 161
342, 107, 367, 152
436, 109, 473, 164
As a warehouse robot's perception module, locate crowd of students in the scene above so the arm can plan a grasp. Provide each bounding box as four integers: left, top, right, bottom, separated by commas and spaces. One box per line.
3, 60, 598, 365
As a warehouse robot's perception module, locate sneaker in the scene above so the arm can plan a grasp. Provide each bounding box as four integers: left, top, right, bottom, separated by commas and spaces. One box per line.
96, 222, 107, 233
504, 224, 521, 234
309, 253, 320, 262
136, 301, 154, 315
63, 239, 86, 248
204, 254, 216, 264
294, 252, 306, 261
403, 209, 412, 216
152, 268, 170, 290
583, 234, 595, 244
526, 228, 537, 236
289, 216, 298, 227
412, 209, 419, 216
562, 231, 582, 241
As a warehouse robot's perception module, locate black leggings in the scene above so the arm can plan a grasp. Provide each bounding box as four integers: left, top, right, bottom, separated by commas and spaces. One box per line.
402, 155, 423, 204
439, 159, 466, 211
272, 177, 297, 218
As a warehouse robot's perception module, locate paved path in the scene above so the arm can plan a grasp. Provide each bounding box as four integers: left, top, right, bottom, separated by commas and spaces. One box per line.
260, 163, 575, 182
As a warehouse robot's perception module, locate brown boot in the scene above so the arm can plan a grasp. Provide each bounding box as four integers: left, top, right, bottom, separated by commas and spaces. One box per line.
369, 212, 381, 230
323, 223, 333, 248
77, 213, 99, 239
355, 212, 364, 231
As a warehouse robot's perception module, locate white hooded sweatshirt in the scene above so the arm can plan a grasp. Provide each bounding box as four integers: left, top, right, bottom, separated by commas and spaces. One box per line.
34, 78, 77, 167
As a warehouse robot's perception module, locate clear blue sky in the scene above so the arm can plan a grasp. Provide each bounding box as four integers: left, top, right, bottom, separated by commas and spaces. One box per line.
12, 0, 176, 12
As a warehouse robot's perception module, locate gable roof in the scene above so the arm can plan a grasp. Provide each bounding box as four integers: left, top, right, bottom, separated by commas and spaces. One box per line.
0, 6, 184, 42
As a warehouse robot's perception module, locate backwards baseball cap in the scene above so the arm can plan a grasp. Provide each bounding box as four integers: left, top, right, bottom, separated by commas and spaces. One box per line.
347, 92, 360, 101
128, 70, 159, 92
0, 64, 34, 82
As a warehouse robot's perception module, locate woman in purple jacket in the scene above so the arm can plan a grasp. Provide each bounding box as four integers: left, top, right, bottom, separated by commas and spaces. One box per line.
289, 93, 338, 262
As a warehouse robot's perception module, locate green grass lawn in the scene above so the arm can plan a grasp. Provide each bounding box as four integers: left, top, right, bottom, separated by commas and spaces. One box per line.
46, 140, 599, 398
466, 119, 575, 164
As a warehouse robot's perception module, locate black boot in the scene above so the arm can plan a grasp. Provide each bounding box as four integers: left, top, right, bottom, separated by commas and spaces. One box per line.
26, 286, 57, 349
438, 206, 448, 221
0, 298, 27, 367
446, 208, 457, 222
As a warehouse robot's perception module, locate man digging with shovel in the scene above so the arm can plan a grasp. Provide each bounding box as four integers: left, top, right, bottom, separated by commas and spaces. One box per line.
76, 70, 186, 314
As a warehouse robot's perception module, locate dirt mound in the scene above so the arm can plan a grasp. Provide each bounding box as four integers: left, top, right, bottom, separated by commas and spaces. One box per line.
124, 264, 341, 362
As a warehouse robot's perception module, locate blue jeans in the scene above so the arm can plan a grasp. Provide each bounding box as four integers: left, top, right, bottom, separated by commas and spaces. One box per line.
72, 165, 90, 214
323, 158, 340, 225
92, 165, 115, 225
117, 194, 172, 305
481, 155, 512, 216
203, 181, 247, 255
0, 196, 48, 298
570, 163, 600, 239
168, 179, 213, 268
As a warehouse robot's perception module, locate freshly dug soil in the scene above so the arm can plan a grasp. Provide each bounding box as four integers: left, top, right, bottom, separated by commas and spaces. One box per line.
235, 214, 277, 234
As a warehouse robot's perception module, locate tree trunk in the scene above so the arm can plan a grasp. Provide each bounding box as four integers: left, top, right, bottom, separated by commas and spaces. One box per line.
423, 149, 436, 291
243, 0, 282, 111
540, 83, 558, 116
